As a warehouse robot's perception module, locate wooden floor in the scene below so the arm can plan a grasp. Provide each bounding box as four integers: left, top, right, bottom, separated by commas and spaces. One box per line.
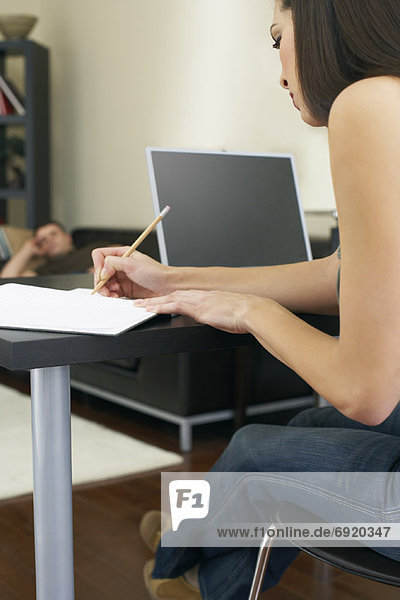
0, 370, 399, 600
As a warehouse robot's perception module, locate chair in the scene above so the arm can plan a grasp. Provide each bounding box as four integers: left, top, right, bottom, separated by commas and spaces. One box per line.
248, 532, 400, 600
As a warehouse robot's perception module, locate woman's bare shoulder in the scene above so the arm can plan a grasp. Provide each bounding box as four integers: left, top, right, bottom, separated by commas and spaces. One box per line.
329, 76, 400, 127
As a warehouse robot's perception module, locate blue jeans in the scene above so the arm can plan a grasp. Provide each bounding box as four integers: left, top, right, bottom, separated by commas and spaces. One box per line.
153, 403, 400, 599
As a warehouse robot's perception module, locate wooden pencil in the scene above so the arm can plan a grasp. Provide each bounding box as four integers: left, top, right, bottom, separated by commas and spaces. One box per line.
92, 205, 170, 295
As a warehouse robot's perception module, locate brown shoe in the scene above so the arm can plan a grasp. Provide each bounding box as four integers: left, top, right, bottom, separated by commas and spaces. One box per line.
143, 559, 201, 599
139, 511, 162, 553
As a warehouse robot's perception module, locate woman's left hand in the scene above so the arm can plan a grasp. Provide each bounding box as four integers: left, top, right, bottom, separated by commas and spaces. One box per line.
134, 289, 263, 335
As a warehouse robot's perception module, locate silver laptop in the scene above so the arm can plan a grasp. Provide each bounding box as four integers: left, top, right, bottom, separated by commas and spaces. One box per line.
146, 148, 312, 267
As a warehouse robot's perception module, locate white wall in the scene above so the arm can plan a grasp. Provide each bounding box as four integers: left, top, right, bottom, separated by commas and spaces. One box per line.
2, 0, 336, 233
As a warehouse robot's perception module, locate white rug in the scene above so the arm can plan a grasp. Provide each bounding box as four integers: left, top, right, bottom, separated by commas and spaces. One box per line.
0, 384, 183, 500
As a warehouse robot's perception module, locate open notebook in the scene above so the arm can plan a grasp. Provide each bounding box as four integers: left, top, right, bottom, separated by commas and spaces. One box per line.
0, 284, 156, 336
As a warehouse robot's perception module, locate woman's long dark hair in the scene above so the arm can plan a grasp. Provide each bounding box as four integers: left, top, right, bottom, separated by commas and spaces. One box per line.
280, 0, 400, 124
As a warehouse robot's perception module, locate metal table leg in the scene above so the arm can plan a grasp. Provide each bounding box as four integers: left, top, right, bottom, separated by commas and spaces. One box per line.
31, 366, 75, 600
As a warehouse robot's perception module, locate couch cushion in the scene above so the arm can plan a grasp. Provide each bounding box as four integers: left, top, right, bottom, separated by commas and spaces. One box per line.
1, 225, 32, 256
71, 228, 160, 260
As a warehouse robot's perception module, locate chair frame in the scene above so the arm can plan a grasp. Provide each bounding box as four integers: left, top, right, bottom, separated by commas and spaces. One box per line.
248, 529, 400, 600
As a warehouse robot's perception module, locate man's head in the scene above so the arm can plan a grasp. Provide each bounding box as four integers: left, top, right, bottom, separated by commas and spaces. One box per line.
34, 222, 74, 257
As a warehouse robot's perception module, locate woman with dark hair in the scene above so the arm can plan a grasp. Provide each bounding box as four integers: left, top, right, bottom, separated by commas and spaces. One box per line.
92, 0, 400, 597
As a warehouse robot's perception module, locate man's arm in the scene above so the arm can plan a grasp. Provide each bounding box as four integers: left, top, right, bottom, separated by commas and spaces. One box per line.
0, 239, 40, 277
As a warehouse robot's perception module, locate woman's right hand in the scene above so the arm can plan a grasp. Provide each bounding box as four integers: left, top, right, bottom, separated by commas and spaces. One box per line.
91, 246, 173, 299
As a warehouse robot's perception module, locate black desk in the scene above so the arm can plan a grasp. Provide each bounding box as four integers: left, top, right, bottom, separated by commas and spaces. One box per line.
0, 273, 338, 600
0, 274, 254, 600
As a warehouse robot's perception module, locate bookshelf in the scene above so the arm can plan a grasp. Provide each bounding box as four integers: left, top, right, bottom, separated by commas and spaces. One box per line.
0, 40, 50, 228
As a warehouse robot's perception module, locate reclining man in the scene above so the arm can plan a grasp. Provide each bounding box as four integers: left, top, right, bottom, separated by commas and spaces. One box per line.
0, 221, 97, 277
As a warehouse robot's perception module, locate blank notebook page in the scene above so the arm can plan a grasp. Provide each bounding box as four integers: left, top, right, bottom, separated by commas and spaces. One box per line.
0, 284, 156, 336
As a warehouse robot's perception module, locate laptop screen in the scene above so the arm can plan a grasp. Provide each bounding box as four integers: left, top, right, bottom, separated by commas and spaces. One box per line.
146, 148, 312, 267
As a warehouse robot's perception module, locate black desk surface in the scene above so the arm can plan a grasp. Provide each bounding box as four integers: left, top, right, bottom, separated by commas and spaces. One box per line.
0, 273, 339, 371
